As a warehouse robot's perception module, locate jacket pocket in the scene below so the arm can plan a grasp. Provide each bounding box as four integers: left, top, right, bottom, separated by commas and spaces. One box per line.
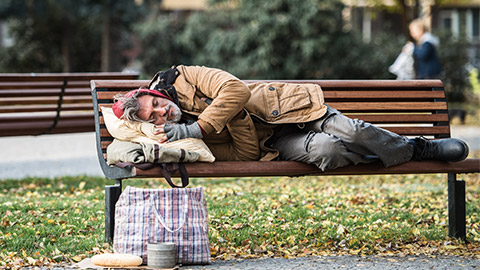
264, 83, 312, 120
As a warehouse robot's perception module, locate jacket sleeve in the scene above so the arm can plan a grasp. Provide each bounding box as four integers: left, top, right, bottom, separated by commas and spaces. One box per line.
413, 42, 435, 61
180, 65, 260, 161
205, 109, 260, 161
180, 65, 251, 134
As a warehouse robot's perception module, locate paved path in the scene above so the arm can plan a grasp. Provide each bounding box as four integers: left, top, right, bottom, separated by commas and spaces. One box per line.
183, 255, 479, 269
65, 255, 479, 269
0, 125, 478, 180
0, 132, 103, 179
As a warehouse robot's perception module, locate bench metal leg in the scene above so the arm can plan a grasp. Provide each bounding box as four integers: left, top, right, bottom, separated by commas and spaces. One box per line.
105, 181, 122, 243
448, 173, 466, 239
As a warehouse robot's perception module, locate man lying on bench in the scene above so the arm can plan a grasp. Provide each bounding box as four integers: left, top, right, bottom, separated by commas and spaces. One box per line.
111, 65, 469, 172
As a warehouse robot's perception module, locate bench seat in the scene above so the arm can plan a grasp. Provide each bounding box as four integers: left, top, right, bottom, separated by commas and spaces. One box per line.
130, 160, 480, 178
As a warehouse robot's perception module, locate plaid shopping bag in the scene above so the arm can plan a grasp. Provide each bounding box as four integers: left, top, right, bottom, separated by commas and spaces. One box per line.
113, 186, 211, 265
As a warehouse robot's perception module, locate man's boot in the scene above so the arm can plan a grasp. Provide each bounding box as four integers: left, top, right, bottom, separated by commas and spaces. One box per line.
411, 137, 469, 162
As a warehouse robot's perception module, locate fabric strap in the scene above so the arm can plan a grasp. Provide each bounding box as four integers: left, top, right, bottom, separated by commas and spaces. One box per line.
115, 162, 190, 188
150, 194, 189, 233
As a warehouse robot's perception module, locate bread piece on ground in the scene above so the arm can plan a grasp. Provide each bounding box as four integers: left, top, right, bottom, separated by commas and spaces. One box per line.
91, 253, 142, 267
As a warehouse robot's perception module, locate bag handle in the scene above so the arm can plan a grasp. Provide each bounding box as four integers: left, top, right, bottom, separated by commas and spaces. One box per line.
151, 193, 189, 233
115, 162, 190, 188
160, 163, 189, 188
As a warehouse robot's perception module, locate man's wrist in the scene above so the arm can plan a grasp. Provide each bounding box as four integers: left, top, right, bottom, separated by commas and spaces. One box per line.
197, 119, 214, 135
189, 122, 203, 138
197, 122, 206, 136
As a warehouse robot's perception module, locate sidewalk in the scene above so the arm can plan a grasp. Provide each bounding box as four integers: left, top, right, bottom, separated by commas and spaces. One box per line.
65, 255, 480, 269
0, 132, 103, 180
182, 255, 479, 269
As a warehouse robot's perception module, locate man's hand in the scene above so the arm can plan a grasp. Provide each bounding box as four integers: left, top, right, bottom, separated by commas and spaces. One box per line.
155, 122, 203, 143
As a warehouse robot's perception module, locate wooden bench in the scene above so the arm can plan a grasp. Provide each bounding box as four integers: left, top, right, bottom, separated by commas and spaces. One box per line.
0, 72, 138, 137
91, 79, 480, 243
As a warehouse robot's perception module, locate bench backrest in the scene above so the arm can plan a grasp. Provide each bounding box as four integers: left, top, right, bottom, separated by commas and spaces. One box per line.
0, 72, 139, 136
91, 79, 451, 179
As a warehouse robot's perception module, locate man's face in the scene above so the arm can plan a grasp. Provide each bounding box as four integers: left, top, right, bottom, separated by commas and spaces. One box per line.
136, 95, 182, 125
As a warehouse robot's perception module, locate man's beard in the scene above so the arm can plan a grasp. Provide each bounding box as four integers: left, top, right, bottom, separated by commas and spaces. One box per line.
165, 102, 182, 124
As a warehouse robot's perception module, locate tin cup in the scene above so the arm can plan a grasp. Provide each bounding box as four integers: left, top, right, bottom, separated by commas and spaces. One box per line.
147, 242, 177, 269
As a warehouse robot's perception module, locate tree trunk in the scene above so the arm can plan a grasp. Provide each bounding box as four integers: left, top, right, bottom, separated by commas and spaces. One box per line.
61, 17, 71, 72
101, 16, 123, 72
396, 0, 411, 41
109, 20, 123, 72
101, 16, 111, 72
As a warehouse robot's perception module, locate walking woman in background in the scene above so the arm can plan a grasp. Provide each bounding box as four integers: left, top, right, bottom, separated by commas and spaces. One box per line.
408, 18, 442, 79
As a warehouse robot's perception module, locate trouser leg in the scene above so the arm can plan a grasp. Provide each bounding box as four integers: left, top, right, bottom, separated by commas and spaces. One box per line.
272, 126, 377, 171
272, 107, 414, 171
306, 107, 414, 167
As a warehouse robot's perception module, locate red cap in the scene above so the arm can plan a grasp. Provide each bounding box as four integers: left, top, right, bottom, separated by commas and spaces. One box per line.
112, 88, 172, 119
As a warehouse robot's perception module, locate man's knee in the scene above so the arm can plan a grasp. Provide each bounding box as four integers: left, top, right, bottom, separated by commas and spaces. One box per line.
326, 116, 374, 144
306, 133, 348, 170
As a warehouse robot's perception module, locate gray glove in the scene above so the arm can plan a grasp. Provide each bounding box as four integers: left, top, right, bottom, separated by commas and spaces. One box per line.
163, 122, 203, 142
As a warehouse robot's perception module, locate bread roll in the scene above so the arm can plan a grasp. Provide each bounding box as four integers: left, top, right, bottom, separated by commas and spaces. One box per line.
91, 253, 142, 267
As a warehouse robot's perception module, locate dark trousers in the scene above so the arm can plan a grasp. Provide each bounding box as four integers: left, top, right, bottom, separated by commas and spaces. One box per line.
272, 106, 414, 171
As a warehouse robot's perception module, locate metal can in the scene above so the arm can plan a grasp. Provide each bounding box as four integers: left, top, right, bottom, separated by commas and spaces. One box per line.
147, 242, 177, 268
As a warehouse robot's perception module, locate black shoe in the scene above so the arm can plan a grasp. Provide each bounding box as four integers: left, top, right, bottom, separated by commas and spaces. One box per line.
411, 137, 469, 162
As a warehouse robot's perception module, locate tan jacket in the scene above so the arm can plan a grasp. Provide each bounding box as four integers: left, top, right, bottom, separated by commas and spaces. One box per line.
156, 65, 327, 161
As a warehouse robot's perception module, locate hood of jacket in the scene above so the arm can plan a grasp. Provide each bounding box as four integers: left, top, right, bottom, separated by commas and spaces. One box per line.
420, 32, 440, 48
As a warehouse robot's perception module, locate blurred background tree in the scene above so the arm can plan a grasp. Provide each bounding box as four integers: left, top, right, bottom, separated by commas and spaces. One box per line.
438, 33, 471, 103
0, 0, 149, 72
137, 0, 402, 79
0, 0, 475, 107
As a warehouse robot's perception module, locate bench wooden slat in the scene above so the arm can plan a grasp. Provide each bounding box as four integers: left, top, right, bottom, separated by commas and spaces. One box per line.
95, 90, 446, 101
0, 104, 93, 113
384, 126, 450, 135
95, 102, 449, 114
131, 160, 480, 178
96, 113, 450, 125
0, 113, 93, 122
323, 90, 445, 99
98, 126, 451, 139
0, 119, 94, 130
246, 79, 445, 89
329, 102, 447, 111
0, 88, 90, 97
346, 114, 449, 123
96, 104, 449, 114
98, 113, 449, 125
0, 81, 89, 89
0, 72, 139, 82
92, 79, 445, 89
97, 126, 451, 151
0, 96, 92, 105
91, 80, 150, 89
97, 125, 449, 138
0, 119, 94, 136
1, 128, 95, 137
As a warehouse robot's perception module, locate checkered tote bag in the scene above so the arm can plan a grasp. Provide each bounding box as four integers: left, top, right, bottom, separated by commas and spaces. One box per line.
113, 186, 211, 264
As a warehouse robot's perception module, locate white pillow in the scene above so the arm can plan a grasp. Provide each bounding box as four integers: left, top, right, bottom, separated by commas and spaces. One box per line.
101, 106, 215, 162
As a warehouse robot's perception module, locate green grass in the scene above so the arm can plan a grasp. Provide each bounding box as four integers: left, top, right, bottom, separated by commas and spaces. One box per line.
1, 170, 479, 268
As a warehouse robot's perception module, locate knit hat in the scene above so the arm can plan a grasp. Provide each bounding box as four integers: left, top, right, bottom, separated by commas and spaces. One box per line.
112, 88, 173, 119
